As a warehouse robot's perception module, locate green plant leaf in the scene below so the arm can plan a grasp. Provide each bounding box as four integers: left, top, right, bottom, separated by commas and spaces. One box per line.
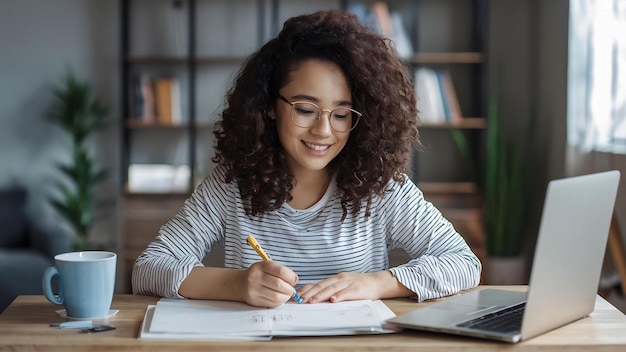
450, 129, 476, 183
483, 94, 527, 257
45, 70, 108, 249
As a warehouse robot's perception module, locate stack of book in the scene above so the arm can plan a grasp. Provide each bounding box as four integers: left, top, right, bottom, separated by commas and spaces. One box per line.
127, 164, 190, 193
414, 68, 462, 124
130, 74, 182, 125
348, 1, 413, 59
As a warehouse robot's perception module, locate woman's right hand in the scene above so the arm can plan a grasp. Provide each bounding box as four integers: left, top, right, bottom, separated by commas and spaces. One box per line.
240, 261, 299, 308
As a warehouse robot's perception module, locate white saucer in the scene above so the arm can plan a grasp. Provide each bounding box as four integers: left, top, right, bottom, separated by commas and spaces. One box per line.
55, 309, 119, 320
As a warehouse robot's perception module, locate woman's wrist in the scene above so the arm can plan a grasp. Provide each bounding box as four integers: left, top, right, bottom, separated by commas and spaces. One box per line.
179, 267, 247, 302
374, 270, 413, 299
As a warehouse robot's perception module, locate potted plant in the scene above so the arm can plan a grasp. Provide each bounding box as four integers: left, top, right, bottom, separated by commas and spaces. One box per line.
484, 97, 526, 256
481, 95, 530, 283
450, 94, 530, 283
46, 71, 109, 251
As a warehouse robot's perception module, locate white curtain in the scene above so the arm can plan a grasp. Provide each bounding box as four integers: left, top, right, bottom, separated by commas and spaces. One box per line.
567, 0, 626, 153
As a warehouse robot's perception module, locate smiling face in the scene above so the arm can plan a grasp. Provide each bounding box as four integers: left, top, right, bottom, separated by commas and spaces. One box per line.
272, 59, 353, 180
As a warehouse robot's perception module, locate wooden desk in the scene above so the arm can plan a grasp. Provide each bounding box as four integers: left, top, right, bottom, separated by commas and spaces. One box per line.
1, 286, 625, 351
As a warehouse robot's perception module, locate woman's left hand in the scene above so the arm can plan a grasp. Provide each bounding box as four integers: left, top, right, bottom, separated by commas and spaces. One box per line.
296, 270, 412, 303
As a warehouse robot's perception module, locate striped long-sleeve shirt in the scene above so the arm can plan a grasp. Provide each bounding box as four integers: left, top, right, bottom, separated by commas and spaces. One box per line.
132, 165, 482, 302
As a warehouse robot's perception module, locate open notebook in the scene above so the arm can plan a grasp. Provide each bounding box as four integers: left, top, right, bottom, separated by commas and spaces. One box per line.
140, 298, 398, 340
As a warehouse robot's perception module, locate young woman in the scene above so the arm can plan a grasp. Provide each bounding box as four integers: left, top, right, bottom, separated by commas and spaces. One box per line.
132, 9, 481, 308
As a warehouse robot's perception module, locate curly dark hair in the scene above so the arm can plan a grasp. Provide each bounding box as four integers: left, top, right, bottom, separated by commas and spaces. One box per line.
213, 9, 420, 219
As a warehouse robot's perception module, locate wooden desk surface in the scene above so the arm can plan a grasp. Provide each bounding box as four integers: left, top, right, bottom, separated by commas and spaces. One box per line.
1, 286, 625, 351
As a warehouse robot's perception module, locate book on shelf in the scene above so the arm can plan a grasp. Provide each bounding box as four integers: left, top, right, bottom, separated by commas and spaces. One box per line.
154, 76, 182, 125
348, 1, 413, 59
130, 74, 156, 123
139, 298, 398, 341
128, 164, 190, 193
438, 70, 463, 124
414, 68, 462, 124
415, 68, 444, 123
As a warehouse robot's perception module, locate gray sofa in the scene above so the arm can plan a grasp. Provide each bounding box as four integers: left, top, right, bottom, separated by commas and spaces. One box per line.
0, 187, 72, 312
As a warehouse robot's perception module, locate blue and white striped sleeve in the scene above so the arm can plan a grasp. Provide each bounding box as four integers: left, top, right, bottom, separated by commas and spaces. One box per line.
385, 179, 482, 301
131, 169, 229, 298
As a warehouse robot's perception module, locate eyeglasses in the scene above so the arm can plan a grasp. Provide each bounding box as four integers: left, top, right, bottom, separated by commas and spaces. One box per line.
278, 94, 362, 132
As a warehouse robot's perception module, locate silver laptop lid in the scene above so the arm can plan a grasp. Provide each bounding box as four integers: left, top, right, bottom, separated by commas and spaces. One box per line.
521, 170, 620, 340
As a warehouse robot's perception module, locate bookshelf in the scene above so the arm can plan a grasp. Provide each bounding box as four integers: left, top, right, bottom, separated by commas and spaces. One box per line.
402, 0, 489, 270
120, 0, 266, 290
120, 0, 263, 195
119, 0, 488, 291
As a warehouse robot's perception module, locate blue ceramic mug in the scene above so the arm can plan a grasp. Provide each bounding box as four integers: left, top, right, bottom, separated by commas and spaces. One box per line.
42, 251, 116, 318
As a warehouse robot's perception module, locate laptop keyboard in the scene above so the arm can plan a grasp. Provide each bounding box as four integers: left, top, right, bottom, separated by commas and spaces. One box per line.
456, 302, 526, 333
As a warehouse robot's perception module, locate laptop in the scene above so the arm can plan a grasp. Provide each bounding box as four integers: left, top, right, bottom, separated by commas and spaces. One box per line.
387, 170, 621, 343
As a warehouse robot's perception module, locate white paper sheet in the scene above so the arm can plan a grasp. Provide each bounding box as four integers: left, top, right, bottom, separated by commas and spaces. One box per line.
140, 298, 397, 340
140, 305, 271, 341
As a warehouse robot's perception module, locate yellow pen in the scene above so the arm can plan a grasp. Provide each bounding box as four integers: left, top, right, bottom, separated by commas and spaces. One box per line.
246, 235, 303, 304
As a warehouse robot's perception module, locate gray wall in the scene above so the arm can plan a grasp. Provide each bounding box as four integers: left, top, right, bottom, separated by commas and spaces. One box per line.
491, 0, 626, 278
0, 1, 121, 252
489, 0, 570, 260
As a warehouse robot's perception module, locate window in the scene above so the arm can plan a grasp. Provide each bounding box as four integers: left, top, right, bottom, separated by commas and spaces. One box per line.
568, 0, 626, 153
